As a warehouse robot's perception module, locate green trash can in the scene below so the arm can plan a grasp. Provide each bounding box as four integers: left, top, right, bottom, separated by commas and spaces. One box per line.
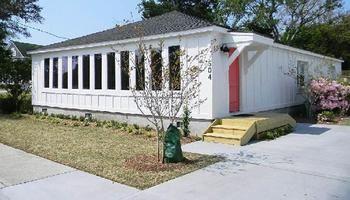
164, 124, 184, 163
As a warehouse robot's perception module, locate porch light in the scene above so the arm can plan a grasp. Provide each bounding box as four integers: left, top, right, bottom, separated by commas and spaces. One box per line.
220, 44, 230, 53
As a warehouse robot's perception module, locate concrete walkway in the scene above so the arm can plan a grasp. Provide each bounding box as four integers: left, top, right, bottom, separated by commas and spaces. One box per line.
1, 123, 350, 200
0, 144, 138, 200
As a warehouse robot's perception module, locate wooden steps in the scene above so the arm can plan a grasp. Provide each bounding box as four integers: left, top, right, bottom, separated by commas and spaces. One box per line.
203, 113, 296, 146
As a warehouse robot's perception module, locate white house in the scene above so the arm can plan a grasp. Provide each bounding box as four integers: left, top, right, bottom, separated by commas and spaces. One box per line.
7, 41, 42, 59
29, 11, 343, 134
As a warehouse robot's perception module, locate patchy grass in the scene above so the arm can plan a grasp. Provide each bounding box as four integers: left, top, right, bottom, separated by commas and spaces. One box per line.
0, 114, 220, 189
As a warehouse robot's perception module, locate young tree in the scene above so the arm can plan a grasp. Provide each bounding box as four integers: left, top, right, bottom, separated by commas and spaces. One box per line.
124, 38, 218, 162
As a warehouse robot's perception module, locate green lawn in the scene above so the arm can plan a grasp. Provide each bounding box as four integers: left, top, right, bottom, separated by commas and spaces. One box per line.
0, 114, 220, 189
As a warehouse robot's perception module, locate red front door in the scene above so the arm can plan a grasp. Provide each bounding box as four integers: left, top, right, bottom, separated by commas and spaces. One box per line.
229, 48, 240, 112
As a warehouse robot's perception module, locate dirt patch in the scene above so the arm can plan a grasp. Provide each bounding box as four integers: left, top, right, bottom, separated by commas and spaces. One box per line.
181, 136, 201, 144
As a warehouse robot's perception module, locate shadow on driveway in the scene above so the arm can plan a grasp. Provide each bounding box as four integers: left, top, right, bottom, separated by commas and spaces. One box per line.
293, 123, 331, 135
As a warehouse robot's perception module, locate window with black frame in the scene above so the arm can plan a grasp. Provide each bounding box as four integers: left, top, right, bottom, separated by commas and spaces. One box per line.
83, 55, 90, 89
169, 46, 181, 90
120, 51, 129, 90
95, 54, 102, 90
44, 58, 50, 88
62, 57, 68, 89
107, 52, 116, 90
135, 50, 145, 90
53, 57, 58, 88
72, 56, 79, 89
151, 48, 162, 90
297, 60, 307, 88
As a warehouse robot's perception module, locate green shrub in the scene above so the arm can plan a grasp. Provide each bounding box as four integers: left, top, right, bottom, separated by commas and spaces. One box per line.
132, 124, 140, 130
120, 122, 128, 130
0, 94, 16, 114
19, 94, 32, 114
111, 120, 121, 129
127, 126, 134, 133
317, 111, 336, 122
261, 125, 294, 140
146, 132, 154, 138
56, 114, 65, 119
0, 93, 33, 114
133, 129, 145, 135
79, 116, 85, 122
10, 112, 22, 119
83, 120, 90, 126
103, 121, 113, 128
50, 118, 61, 124
96, 121, 103, 127
182, 104, 191, 137
144, 125, 153, 132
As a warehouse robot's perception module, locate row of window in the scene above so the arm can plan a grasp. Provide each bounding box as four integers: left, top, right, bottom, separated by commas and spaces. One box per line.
43, 46, 181, 91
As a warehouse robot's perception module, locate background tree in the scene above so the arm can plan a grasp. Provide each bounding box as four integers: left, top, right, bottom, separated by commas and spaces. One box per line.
139, 0, 221, 23
0, 57, 32, 112
0, 0, 42, 112
0, 0, 42, 37
289, 12, 350, 70
139, 0, 347, 68
217, 0, 342, 42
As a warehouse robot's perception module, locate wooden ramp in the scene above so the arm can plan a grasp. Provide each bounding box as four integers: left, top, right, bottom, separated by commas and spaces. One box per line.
203, 113, 296, 146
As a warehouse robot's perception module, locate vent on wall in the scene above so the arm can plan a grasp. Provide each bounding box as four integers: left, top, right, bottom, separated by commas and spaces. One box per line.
85, 113, 92, 121
41, 108, 48, 114
176, 121, 182, 128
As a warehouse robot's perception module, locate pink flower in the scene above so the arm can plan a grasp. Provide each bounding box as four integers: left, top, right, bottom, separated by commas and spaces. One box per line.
308, 78, 350, 113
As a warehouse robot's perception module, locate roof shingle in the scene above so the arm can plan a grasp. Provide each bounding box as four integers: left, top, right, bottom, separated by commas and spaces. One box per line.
36, 11, 214, 51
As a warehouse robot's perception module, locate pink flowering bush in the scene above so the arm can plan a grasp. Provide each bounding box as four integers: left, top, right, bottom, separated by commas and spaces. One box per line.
308, 78, 350, 115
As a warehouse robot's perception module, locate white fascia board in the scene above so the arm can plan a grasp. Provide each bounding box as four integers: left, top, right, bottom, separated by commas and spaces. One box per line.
28, 26, 221, 55
223, 31, 342, 63
222, 32, 273, 47
272, 43, 343, 63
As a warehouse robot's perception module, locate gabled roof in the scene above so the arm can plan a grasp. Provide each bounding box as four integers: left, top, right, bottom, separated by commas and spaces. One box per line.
36, 11, 215, 52
12, 41, 42, 57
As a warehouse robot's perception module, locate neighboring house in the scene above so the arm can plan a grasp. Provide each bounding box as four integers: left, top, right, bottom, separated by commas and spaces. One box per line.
29, 11, 343, 133
7, 41, 42, 60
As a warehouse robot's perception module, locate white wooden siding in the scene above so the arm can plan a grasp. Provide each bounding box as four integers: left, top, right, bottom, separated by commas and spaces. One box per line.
211, 40, 341, 119
31, 33, 214, 119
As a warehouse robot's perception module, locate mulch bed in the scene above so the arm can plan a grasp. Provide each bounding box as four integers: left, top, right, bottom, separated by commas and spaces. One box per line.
124, 154, 196, 172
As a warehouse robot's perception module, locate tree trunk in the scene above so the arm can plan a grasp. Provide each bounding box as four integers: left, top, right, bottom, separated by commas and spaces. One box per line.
156, 128, 160, 162
160, 120, 165, 164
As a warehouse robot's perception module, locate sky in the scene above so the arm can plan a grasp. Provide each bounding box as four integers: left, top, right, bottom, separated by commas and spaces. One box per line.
17, 0, 142, 45
16, 0, 350, 46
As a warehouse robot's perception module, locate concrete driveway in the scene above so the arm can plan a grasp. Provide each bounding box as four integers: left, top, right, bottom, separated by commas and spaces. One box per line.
128, 123, 350, 200
0, 123, 349, 200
